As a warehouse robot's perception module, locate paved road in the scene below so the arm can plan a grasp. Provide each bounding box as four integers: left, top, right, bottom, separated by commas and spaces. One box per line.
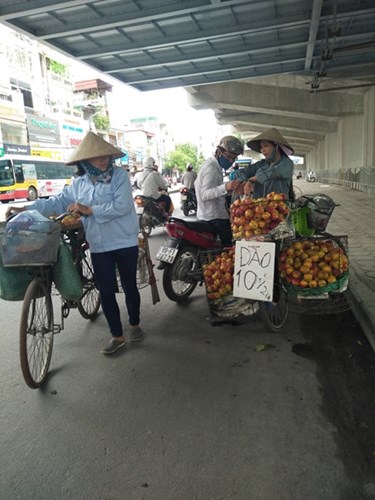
1, 190, 375, 499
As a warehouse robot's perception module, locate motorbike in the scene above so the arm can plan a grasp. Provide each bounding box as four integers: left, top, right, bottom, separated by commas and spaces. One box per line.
180, 187, 197, 216
156, 217, 221, 302
306, 171, 316, 183
134, 194, 170, 236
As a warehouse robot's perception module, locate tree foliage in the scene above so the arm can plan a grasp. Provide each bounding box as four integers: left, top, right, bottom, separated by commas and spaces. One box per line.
164, 143, 205, 172
93, 114, 110, 130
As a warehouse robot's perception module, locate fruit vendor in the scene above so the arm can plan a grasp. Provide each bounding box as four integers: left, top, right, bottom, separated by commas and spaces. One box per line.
195, 135, 243, 246
5, 132, 145, 355
236, 128, 294, 200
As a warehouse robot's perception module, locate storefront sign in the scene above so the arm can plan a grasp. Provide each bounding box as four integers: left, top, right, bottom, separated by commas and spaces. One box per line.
26, 114, 61, 144
3, 143, 30, 155
233, 240, 276, 302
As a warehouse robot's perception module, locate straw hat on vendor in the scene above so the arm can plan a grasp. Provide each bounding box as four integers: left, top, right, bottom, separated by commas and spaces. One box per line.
246, 127, 294, 157
66, 131, 124, 165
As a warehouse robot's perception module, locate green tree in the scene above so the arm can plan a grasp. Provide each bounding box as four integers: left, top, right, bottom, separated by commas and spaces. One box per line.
93, 114, 110, 130
164, 143, 205, 173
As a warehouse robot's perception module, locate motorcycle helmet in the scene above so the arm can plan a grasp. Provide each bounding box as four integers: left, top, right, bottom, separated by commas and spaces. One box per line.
218, 136, 244, 155
144, 157, 155, 170
295, 193, 336, 231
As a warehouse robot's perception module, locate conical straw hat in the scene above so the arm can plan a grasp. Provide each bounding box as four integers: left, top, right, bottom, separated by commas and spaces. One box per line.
66, 131, 124, 165
246, 128, 294, 155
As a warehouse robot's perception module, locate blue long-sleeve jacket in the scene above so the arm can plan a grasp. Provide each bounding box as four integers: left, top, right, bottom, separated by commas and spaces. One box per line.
29, 167, 139, 253
241, 156, 294, 199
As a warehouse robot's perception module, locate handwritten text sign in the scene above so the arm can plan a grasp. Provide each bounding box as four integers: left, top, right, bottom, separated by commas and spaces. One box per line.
233, 240, 276, 301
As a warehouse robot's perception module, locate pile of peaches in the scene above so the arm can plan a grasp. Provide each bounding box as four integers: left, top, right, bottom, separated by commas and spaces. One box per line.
230, 192, 289, 240
203, 247, 235, 300
278, 238, 349, 289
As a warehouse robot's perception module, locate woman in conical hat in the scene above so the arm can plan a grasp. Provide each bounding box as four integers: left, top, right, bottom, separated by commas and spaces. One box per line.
235, 127, 294, 200
6, 131, 145, 354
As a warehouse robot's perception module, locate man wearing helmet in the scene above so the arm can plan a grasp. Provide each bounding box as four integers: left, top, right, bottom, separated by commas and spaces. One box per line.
138, 156, 172, 214
195, 135, 243, 246
181, 163, 197, 190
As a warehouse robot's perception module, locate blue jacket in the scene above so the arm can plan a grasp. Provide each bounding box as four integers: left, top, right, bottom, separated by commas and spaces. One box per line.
29, 167, 139, 253
241, 155, 293, 199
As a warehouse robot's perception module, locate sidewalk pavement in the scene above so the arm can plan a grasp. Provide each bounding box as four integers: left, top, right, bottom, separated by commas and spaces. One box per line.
294, 180, 375, 349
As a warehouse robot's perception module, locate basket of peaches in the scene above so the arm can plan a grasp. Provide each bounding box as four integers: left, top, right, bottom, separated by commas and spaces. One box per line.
277, 236, 349, 296
230, 192, 290, 240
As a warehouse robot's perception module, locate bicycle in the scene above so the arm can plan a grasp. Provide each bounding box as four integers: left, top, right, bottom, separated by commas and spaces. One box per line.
9, 222, 100, 389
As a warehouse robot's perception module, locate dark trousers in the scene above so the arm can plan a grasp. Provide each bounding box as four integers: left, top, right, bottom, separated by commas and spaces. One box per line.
91, 246, 140, 337
157, 193, 172, 213
209, 219, 233, 247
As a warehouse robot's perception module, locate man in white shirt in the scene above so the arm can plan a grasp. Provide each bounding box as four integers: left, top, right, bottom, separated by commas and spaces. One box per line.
138, 157, 172, 213
195, 136, 243, 246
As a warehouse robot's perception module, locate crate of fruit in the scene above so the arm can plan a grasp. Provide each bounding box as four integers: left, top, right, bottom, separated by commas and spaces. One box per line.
230, 192, 292, 241
201, 247, 258, 319
277, 235, 349, 297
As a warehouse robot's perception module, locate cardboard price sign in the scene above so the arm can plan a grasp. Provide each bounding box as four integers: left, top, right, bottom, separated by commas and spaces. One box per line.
233, 240, 276, 301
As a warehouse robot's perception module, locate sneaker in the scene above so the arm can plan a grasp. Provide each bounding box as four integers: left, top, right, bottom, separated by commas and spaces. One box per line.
100, 338, 125, 355
129, 326, 144, 343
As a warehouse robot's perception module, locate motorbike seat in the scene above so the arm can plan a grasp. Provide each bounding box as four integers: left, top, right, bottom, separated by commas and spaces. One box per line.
168, 217, 217, 235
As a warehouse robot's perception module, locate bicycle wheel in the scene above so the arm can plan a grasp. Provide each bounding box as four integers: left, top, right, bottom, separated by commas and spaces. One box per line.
258, 281, 289, 332
20, 277, 54, 389
76, 247, 101, 319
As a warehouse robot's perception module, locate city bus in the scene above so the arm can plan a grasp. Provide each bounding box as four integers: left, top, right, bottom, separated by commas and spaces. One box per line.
0, 155, 76, 203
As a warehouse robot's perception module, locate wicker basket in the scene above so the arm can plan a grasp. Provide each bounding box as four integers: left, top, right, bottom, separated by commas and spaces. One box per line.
200, 248, 258, 319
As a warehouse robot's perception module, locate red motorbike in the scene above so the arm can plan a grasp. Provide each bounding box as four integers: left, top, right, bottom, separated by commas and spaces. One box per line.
156, 217, 220, 302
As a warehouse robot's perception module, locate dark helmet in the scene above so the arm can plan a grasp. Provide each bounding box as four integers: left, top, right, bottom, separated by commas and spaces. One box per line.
218, 135, 244, 155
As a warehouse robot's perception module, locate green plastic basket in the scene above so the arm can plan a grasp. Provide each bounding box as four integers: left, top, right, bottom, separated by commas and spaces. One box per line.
291, 207, 315, 237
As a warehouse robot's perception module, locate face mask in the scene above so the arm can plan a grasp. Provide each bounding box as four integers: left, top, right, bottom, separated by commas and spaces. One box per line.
218, 155, 233, 171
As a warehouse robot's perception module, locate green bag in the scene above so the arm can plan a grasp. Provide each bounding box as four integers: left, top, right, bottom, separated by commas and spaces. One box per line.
52, 242, 83, 301
0, 254, 36, 301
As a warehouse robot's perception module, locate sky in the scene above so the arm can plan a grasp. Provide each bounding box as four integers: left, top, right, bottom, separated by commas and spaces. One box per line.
71, 60, 227, 145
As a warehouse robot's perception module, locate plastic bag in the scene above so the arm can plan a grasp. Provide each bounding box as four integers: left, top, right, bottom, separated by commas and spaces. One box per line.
52, 242, 83, 301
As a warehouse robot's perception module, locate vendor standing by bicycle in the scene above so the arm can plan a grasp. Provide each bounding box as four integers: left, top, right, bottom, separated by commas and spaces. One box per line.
6, 131, 144, 355
236, 128, 295, 201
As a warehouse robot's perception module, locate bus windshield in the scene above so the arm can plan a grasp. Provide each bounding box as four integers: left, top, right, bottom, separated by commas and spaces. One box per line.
0, 160, 15, 187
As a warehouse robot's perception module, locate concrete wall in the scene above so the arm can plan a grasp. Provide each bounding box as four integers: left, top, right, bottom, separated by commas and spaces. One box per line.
306, 87, 375, 194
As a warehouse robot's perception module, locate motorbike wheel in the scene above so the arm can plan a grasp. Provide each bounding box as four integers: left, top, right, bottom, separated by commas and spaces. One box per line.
162, 245, 199, 302
183, 207, 189, 216
139, 212, 152, 236
258, 282, 289, 332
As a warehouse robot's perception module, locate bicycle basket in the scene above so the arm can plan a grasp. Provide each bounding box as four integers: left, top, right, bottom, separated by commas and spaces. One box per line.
0, 220, 61, 267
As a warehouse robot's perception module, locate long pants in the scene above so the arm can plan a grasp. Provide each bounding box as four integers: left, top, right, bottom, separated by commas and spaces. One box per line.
209, 219, 233, 247
91, 246, 140, 337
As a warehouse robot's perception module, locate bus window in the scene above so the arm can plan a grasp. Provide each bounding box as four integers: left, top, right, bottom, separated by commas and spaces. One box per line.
14, 163, 25, 183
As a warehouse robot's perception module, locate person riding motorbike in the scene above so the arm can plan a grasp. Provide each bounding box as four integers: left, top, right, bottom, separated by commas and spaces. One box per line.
137, 157, 172, 214
181, 164, 197, 190
195, 135, 243, 246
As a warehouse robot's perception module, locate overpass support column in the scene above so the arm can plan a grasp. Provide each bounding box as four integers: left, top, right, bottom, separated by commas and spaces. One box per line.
363, 87, 375, 168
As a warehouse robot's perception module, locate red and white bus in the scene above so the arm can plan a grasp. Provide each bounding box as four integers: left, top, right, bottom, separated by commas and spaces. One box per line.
0, 155, 75, 203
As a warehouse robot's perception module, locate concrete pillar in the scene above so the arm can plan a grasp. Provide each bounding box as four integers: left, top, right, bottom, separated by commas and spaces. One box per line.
363, 87, 375, 167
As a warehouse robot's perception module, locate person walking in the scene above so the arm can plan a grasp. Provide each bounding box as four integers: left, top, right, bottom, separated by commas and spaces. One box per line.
138, 157, 173, 214
195, 135, 243, 246
238, 128, 294, 200
6, 131, 144, 355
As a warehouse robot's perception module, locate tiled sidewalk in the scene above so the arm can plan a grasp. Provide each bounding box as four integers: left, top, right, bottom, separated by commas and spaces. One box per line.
294, 180, 375, 348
